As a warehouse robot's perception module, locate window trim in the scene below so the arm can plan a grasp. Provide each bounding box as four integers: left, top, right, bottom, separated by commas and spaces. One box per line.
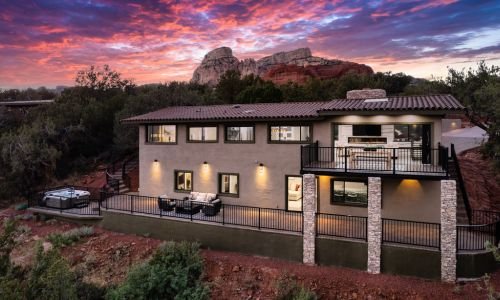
174, 170, 193, 193
393, 124, 424, 143
268, 124, 312, 144
224, 124, 256, 144
186, 125, 219, 143
330, 178, 368, 207
218, 172, 239, 198
145, 124, 178, 145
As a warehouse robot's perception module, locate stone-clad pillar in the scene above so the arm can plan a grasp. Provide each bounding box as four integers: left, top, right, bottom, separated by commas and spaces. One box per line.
367, 177, 382, 274
441, 180, 457, 282
302, 174, 316, 265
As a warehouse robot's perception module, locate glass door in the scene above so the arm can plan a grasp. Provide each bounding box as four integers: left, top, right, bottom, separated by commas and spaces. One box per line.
286, 176, 303, 211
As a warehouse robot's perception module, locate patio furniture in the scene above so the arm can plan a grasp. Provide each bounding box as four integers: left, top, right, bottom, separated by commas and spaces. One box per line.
350, 148, 391, 169
202, 199, 222, 216
157, 195, 176, 211
174, 192, 219, 215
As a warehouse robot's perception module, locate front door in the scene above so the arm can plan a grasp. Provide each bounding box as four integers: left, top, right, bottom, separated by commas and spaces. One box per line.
286, 176, 303, 211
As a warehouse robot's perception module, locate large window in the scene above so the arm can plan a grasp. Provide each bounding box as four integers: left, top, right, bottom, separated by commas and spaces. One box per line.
225, 126, 254, 143
146, 125, 176, 143
219, 173, 239, 197
394, 124, 423, 142
269, 125, 311, 143
331, 179, 368, 206
352, 124, 381, 136
188, 126, 218, 142
286, 176, 303, 211
174, 170, 192, 192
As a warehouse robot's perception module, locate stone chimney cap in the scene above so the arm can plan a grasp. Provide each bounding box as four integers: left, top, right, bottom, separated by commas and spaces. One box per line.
346, 89, 386, 99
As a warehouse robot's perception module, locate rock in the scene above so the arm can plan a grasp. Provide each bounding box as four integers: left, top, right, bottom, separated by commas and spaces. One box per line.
191, 47, 373, 85
42, 241, 53, 252
232, 265, 241, 272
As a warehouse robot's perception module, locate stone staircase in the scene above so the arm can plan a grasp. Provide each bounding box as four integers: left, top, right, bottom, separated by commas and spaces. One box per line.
448, 158, 470, 224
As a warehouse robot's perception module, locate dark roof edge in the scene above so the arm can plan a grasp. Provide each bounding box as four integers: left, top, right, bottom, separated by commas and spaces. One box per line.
121, 116, 324, 125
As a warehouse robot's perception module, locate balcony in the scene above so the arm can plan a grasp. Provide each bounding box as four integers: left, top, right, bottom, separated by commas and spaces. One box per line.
300, 143, 449, 178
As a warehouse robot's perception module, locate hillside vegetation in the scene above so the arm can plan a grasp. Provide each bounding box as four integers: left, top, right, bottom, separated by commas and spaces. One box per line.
0, 63, 498, 201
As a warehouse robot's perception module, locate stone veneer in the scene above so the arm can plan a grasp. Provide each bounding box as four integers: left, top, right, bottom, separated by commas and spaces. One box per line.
346, 89, 386, 99
367, 177, 382, 274
302, 174, 316, 265
441, 180, 457, 282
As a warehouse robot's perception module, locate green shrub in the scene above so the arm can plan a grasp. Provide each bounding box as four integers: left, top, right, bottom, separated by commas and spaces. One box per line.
27, 243, 78, 300
0, 219, 18, 276
47, 226, 94, 248
106, 241, 209, 300
275, 275, 317, 300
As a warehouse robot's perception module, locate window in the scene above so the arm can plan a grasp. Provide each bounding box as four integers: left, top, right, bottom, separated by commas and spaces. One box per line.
394, 124, 423, 142
174, 170, 192, 192
331, 179, 368, 206
270, 125, 311, 142
188, 126, 218, 142
219, 173, 239, 197
225, 126, 254, 143
286, 176, 303, 211
146, 125, 176, 143
352, 124, 381, 136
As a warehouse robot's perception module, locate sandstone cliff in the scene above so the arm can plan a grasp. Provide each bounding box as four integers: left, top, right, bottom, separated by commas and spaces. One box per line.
191, 47, 373, 85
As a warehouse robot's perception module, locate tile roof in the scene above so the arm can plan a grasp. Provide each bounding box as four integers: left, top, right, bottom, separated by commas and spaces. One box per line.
122, 101, 328, 123
122, 94, 464, 123
320, 94, 464, 112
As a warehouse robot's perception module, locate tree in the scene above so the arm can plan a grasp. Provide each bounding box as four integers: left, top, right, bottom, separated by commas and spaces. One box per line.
75, 64, 135, 91
215, 70, 245, 103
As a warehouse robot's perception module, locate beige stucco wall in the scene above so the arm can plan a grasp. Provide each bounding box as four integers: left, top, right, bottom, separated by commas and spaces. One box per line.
138, 113, 444, 221
317, 177, 441, 223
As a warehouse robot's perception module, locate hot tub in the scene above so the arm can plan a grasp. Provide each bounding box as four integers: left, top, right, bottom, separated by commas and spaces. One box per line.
42, 187, 91, 209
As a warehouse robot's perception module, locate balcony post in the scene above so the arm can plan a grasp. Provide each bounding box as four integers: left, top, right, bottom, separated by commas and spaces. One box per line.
344, 147, 348, 172
367, 177, 382, 274
302, 174, 316, 265
392, 148, 396, 174
441, 180, 457, 282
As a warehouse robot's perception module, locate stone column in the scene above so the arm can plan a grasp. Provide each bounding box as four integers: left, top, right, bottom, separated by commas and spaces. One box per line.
367, 177, 382, 274
302, 174, 316, 265
441, 180, 457, 282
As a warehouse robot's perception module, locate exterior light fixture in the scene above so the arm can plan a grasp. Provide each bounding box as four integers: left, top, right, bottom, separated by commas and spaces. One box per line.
259, 163, 264, 173
203, 161, 208, 170
154, 159, 158, 163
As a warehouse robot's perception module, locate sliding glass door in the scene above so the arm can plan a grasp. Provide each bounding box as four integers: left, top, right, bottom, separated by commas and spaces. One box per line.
286, 176, 303, 211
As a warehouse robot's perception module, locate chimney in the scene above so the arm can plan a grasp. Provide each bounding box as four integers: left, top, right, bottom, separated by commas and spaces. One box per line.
346, 88, 386, 100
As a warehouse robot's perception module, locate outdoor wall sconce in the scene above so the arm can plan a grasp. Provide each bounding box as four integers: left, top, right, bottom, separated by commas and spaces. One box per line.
203, 161, 208, 170
153, 159, 158, 163
259, 163, 264, 174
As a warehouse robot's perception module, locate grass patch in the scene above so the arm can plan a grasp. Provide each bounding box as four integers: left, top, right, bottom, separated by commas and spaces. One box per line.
47, 226, 94, 248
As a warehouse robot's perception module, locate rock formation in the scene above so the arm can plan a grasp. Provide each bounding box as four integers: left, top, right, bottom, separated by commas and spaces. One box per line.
191, 47, 373, 85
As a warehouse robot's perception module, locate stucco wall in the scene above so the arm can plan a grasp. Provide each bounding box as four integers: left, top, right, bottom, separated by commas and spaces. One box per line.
138, 114, 444, 222
317, 177, 441, 223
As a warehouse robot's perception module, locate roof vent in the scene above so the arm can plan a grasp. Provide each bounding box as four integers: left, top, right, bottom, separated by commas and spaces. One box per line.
195, 108, 202, 112
243, 109, 255, 114
364, 98, 389, 103
232, 104, 241, 108
346, 89, 386, 100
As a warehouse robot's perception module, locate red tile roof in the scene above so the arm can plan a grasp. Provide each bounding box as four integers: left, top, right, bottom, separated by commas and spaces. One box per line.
122, 101, 327, 123
122, 94, 464, 123
320, 94, 464, 112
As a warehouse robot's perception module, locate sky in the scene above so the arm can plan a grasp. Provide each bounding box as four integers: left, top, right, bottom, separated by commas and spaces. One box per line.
0, 0, 499, 89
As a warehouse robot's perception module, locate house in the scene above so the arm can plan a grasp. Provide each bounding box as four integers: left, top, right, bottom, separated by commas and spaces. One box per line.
122, 89, 462, 224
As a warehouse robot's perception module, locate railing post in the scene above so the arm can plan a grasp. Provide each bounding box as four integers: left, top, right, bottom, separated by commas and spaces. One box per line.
222, 204, 225, 225
98, 197, 101, 216
300, 145, 303, 169
258, 207, 261, 230
130, 195, 133, 214
392, 148, 396, 174
344, 147, 348, 172
190, 201, 193, 221
159, 197, 162, 218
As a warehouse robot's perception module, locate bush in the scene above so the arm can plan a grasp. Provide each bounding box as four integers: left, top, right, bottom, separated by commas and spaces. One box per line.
275, 274, 317, 300
27, 243, 78, 300
106, 241, 209, 300
47, 226, 94, 248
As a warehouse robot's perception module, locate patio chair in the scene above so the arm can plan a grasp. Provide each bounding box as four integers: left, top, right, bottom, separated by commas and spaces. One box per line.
202, 199, 221, 216
157, 195, 176, 211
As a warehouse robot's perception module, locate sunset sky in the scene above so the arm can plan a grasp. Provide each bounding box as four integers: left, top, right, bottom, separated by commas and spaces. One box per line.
1, 0, 499, 89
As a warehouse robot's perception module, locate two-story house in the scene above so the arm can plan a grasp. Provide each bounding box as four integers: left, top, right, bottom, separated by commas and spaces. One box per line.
122, 89, 464, 224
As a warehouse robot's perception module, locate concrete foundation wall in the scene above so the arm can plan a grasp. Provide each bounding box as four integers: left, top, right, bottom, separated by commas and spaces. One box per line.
381, 245, 441, 279
100, 211, 303, 262
316, 237, 367, 270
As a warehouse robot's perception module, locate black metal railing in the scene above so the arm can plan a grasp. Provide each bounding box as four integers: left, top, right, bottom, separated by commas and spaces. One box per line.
457, 210, 500, 251
451, 144, 471, 222
301, 145, 449, 176
316, 213, 367, 241
382, 218, 441, 249
101, 192, 303, 233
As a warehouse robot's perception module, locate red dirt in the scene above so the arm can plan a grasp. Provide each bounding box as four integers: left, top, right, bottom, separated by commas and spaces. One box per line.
0, 208, 494, 299
458, 148, 500, 211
